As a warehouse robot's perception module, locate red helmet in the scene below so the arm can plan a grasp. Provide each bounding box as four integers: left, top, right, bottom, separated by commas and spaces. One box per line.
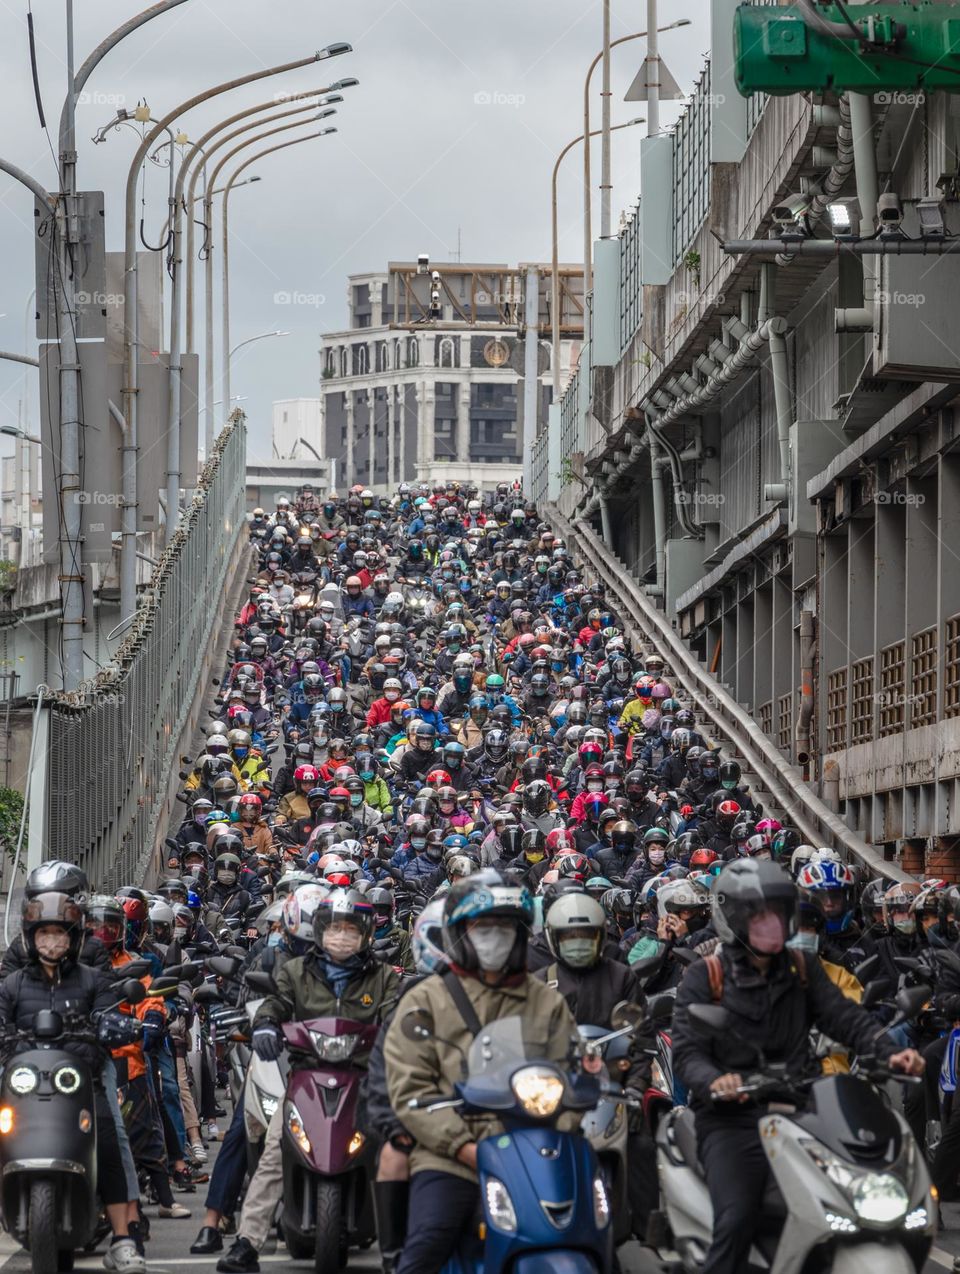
294, 764, 320, 784
546, 828, 576, 854
689, 846, 719, 868
578, 741, 603, 764
716, 799, 742, 830
554, 851, 590, 880
238, 793, 262, 813
425, 768, 453, 787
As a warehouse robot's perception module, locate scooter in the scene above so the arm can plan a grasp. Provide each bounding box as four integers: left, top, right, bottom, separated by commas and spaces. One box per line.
399, 1007, 614, 1273
652, 987, 936, 1274
241, 998, 288, 1172
0, 985, 145, 1274
277, 1015, 378, 1271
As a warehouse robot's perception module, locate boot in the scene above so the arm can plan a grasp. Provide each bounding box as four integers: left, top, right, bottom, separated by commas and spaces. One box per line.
372, 1180, 409, 1274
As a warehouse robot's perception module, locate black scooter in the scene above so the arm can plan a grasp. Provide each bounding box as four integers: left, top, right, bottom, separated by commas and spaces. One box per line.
0, 979, 145, 1274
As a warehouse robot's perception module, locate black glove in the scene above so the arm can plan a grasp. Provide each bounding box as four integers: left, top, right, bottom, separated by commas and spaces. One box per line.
252, 1023, 283, 1061
142, 1010, 166, 1051
97, 1010, 143, 1049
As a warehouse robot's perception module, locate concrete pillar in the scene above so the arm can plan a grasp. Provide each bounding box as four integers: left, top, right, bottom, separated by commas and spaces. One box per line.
345, 392, 355, 489
371, 280, 383, 327
416, 381, 435, 481
456, 380, 471, 464
366, 389, 376, 487
386, 388, 396, 488
397, 385, 407, 483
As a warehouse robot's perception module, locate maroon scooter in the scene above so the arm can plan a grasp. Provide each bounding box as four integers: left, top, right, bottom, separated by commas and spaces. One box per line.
279, 1017, 379, 1274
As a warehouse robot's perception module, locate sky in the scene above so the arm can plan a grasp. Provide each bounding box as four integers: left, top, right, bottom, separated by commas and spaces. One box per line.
0, 0, 709, 466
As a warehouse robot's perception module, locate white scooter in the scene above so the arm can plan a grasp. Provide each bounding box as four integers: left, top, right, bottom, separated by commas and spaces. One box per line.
653, 988, 935, 1274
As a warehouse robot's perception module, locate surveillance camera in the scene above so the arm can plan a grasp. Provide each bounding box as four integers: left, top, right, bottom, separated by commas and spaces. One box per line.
772, 193, 811, 226
417, 253, 429, 274
431, 270, 441, 284
876, 192, 903, 229
431, 289, 441, 305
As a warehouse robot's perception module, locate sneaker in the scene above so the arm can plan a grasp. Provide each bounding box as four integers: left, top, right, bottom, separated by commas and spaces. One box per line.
158, 1202, 191, 1219
189, 1140, 208, 1164
103, 1239, 146, 1273
216, 1236, 260, 1273
206, 1121, 220, 1141
173, 1168, 196, 1193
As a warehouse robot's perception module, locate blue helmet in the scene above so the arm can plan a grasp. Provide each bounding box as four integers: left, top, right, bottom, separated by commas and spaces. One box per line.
796, 858, 856, 934
443, 868, 532, 975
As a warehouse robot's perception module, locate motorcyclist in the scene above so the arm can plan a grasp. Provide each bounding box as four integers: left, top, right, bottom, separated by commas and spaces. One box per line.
382, 869, 580, 1273
0, 859, 112, 974
218, 889, 400, 1273
671, 859, 924, 1274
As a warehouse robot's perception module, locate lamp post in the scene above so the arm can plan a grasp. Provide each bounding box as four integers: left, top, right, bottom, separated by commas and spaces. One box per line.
219, 130, 337, 409
553, 120, 643, 396
582, 19, 690, 291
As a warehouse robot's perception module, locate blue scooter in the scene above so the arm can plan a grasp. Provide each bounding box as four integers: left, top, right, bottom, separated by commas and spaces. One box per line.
400, 1009, 620, 1273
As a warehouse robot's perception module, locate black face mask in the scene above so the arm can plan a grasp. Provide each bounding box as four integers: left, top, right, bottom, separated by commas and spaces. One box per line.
685, 913, 709, 934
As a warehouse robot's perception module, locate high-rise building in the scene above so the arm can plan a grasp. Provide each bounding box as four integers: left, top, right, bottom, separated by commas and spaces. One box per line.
271, 398, 323, 461
318, 260, 582, 492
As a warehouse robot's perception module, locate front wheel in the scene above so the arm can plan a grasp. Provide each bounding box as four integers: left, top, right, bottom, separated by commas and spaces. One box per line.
27, 1179, 59, 1274
313, 1179, 344, 1274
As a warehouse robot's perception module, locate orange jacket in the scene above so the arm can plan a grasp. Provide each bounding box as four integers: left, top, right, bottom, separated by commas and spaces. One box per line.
110, 949, 166, 1081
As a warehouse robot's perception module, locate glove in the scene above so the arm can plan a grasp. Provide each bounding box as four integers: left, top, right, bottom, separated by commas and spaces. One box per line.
252, 1023, 283, 1061
142, 1010, 165, 1051
97, 1010, 142, 1049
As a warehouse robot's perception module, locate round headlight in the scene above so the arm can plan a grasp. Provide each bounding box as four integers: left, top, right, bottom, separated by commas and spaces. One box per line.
852, 1173, 909, 1226
8, 1067, 38, 1095
510, 1066, 564, 1119
53, 1066, 82, 1095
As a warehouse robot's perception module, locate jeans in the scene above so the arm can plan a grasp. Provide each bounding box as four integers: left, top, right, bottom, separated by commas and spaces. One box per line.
103, 1057, 139, 1199
395, 1170, 478, 1274
155, 1043, 187, 1156
205, 1085, 249, 1217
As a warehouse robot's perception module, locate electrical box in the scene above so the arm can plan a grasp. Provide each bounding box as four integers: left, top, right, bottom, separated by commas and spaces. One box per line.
735, 3, 960, 96
874, 252, 960, 380
34, 192, 106, 341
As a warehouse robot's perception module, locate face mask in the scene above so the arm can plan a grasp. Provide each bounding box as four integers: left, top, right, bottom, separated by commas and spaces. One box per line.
587, 781, 603, 794
217, 870, 237, 886
748, 910, 786, 954
647, 848, 665, 867
524, 850, 545, 864
893, 916, 916, 936
558, 937, 597, 968
322, 927, 363, 961
266, 932, 284, 948
350, 793, 363, 808
469, 924, 517, 972
787, 930, 820, 955
411, 837, 427, 851
701, 768, 718, 783
721, 779, 737, 791
186, 863, 203, 877
35, 930, 71, 963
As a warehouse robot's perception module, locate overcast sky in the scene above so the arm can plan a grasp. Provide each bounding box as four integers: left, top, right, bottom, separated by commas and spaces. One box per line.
0, 0, 709, 464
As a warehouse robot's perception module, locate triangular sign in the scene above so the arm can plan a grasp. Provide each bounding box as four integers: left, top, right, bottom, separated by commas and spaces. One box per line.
624, 56, 683, 103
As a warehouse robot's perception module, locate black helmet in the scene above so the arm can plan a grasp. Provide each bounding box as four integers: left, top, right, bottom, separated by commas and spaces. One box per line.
522, 780, 551, 817
718, 759, 741, 790
22, 891, 85, 964
484, 728, 509, 763
24, 859, 89, 902
413, 720, 437, 752
712, 859, 796, 953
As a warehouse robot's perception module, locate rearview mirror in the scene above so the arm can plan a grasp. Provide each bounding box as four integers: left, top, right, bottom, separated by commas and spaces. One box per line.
206, 955, 242, 979
860, 978, 891, 1008
119, 958, 151, 981
610, 1001, 645, 1032
148, 976, 179, 996
121, 979, 148, 1005
400, 1008, 434, 1043
645, 993, 675, 1026
192, 983, 222, 1004
894, 984, 932, 1020
244, 970, 278, 996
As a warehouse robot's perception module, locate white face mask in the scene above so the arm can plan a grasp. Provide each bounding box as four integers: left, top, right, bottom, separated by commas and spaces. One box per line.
35, 930, 71, 963
647, 848, 665, 867
217, 870, 236, 886
558, 936, 597, 968
322, 927, 363, 961
469, 923, 517, 972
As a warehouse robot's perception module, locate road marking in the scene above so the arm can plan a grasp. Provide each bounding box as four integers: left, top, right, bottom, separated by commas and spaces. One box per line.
928, 1247, 957, 1269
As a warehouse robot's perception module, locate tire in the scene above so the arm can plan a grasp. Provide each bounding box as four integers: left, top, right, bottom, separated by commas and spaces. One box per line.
27, 1180, 59, 1274
313, 1180, 343, 1274
280, 1220, 313, 1261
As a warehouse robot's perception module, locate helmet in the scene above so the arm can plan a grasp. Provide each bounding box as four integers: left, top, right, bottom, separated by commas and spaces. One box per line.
715, 799, 741, 830
22, 890, 85, 964
313, 887, 376, 953
148, 899, 175, 945
86, 893, 125, 953
882, 881, 923, 936
213, 851, 242, 887
294, 764, 320, 786
543, 893, 606, 969
789, 844, 818, 878
609, 819, 637, 854
657, 878, 711, 930
522, 780, 551, 817
483, 727, 508, 761
413, 721, 437, 752
718, 760, 741, 790
555, 851, 590, 881
520, 828, 547, 863
711, 859, 796, 953
859, 877, 890, 926
411, 897, 448, 975
796, 860, 856, 934
24, 860, 89, 902
282, 884, 330, 943
443, 868, 533, 976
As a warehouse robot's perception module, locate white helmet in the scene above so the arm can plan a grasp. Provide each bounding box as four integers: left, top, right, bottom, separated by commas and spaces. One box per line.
282, 883, 329, 942
790, 844, 818, 878
543, 892, 606, 968
383, 591, 405, 615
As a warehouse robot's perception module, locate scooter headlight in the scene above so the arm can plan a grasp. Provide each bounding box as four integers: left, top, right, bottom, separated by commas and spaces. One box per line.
852, 1174, 909, 1226
650, 1059, 668, 1093
254, 1084, 278, 1121
53, 1066, 82, 1095
484, 1177, 517, 1233
309, 1031, 359, 1063
510, 1066, 564, 1118
8, 1066, 38, 1095
593, 1175, 611, 1228
286, 1103, 311, 1156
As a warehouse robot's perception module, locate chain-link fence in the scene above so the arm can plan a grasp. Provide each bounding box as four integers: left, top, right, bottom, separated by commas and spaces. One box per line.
34, 414, 247, 891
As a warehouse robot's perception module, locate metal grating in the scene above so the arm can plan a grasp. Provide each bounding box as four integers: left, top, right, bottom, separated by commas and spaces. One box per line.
910, 627, 938, 728
672, 62, 712, 268
850, 657, 875, 744
827, 668, 847, 751
945, 614, 960, 719
778, 691, 793, 752
758, 700, 772, 740
43, 416, 247, 890
619, 203, 642, 354
530, 430, 550, 507
878, 640, 906, 737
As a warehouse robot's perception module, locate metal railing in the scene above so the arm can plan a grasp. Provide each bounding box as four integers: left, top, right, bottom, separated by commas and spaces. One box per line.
545, 501, 911, 882
35, 413, 247, 891
671, 61, 712, 268
530, 430, 550, 507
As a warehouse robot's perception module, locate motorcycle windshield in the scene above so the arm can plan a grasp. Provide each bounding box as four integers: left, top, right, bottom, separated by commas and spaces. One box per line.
465, 1015, 550, 1076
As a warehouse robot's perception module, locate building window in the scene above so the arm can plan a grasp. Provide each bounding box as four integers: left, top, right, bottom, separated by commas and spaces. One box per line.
407, 337, 419, 368
438, 337, 455, 368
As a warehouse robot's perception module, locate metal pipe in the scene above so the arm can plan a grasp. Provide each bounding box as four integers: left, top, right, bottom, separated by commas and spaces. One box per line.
108, 398, 136, 621
648, 434, 667, 593
598, 493, 613, 545
727, 237, 960, 256
522, 264, 540, 495
645, 0, 659, 137
778, 95, 853, 266
600, 0, 611, 240
0, 351, 39, 368
844, 91, 879, 325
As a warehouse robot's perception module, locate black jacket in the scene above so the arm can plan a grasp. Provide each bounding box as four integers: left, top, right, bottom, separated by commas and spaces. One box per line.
0, 958, 116, 1070
673, 945, 897, 1108
1, 932, 112, 977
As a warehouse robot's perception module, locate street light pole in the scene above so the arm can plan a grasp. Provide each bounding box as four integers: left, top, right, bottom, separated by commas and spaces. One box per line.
553, 120, 643, 396
219, 129, 336, 410
581, 20, 690, 291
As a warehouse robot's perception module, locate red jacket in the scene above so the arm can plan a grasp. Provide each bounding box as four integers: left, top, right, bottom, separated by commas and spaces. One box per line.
366, 696, 398, 728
